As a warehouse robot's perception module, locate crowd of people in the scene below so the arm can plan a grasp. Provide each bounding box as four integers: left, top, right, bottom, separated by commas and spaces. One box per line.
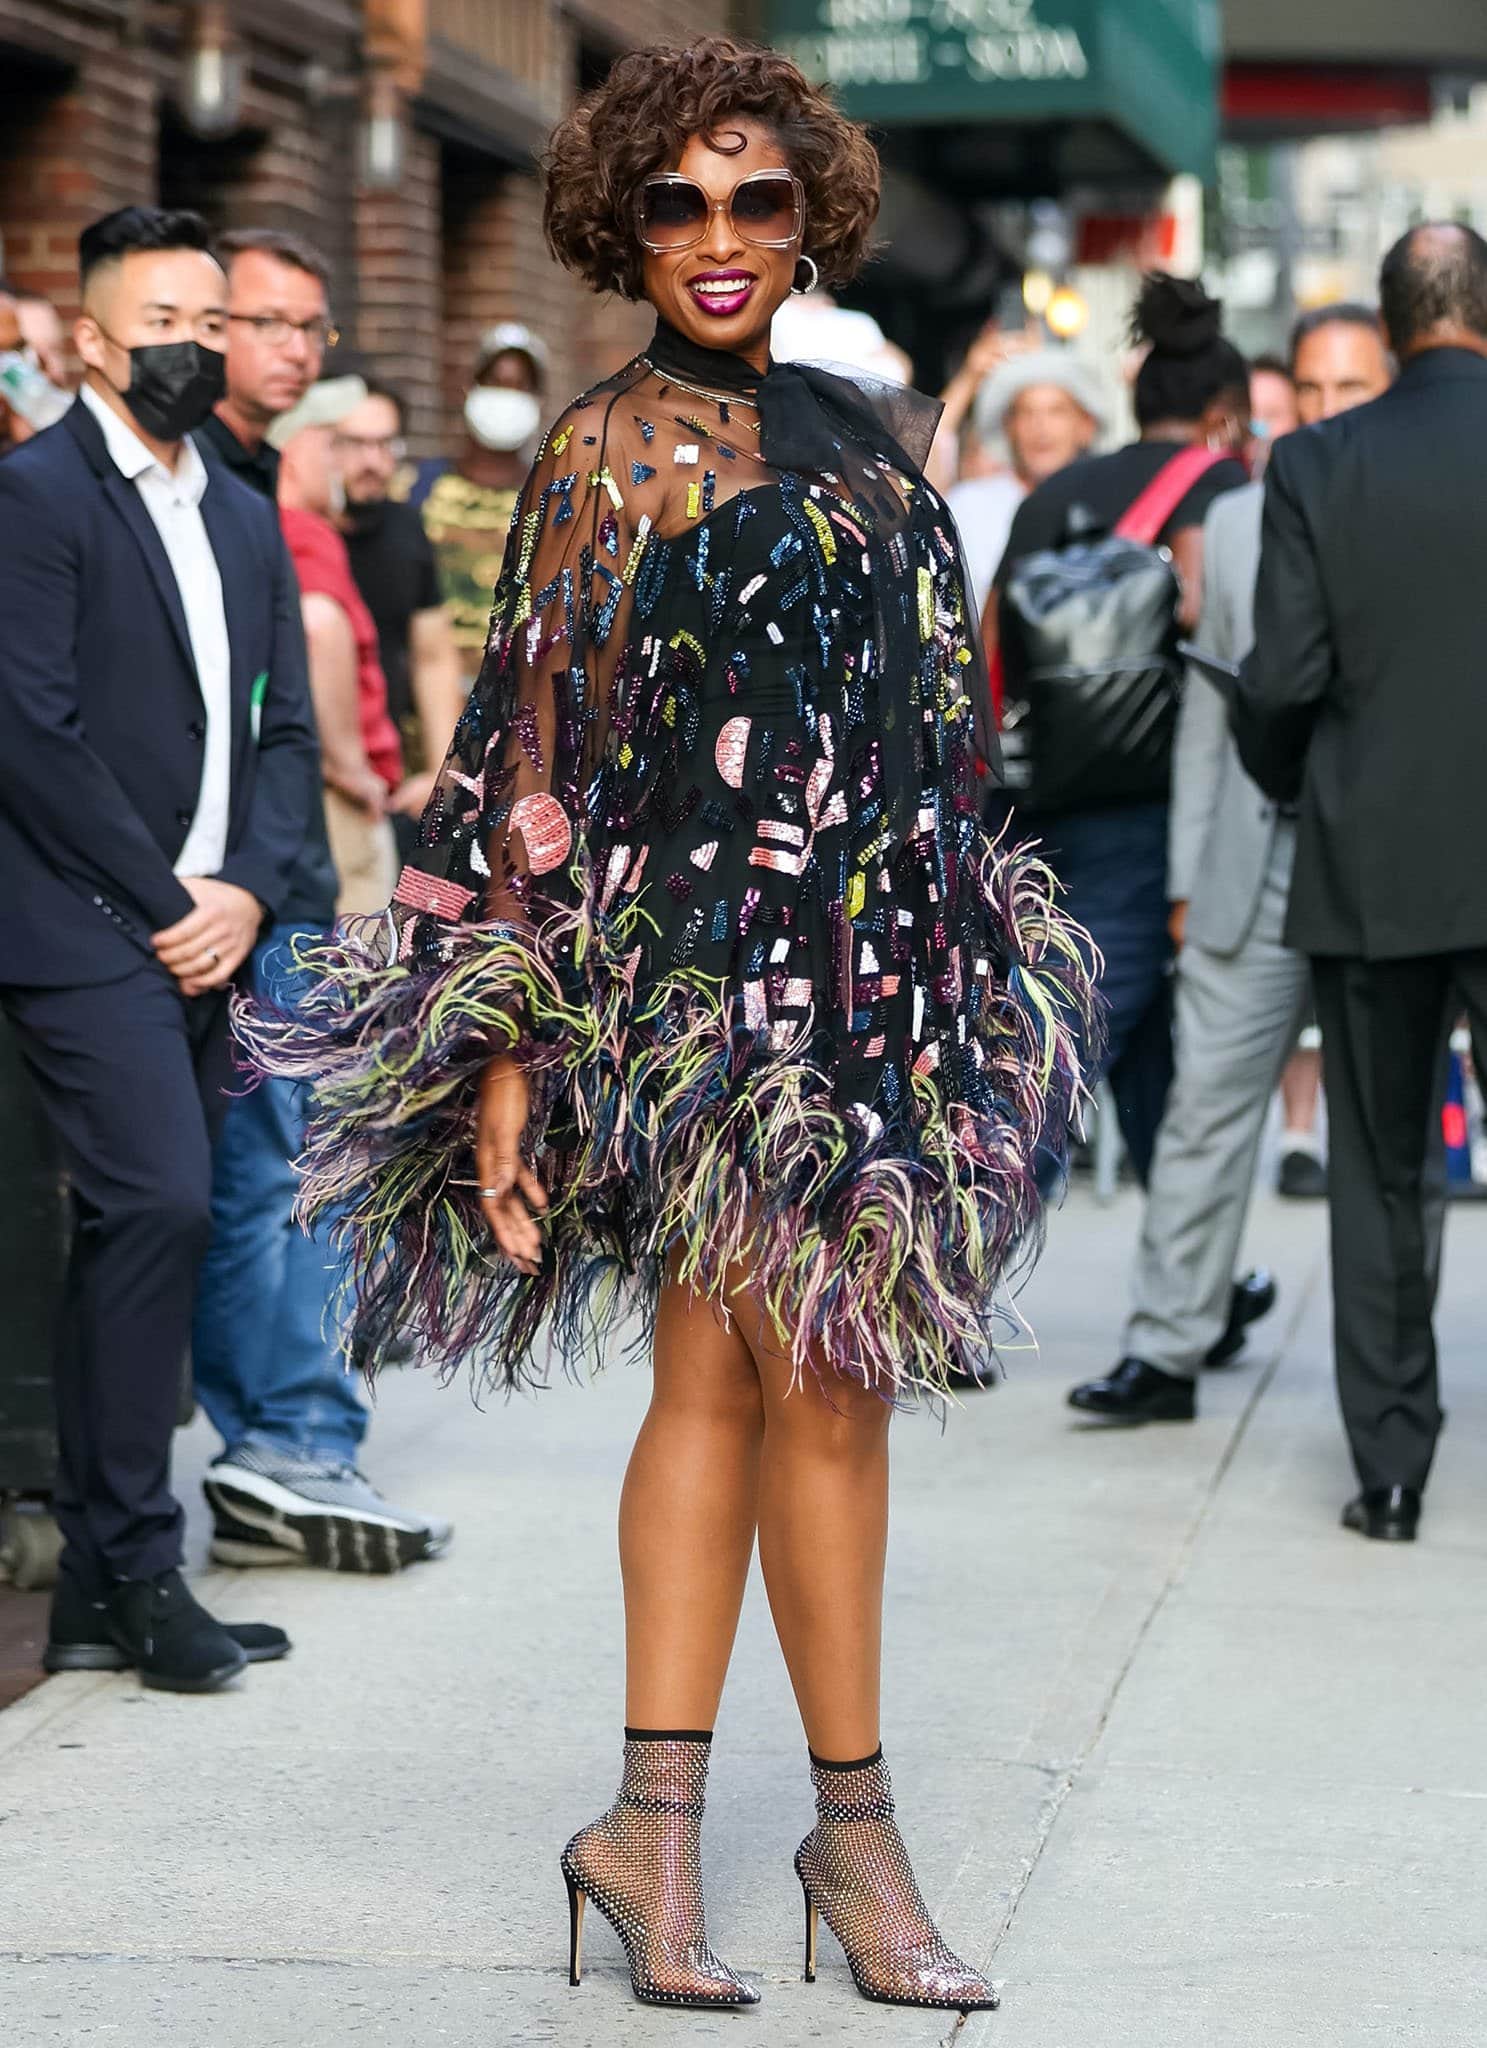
1, 189, 1483, 1697
953, 228, 1487, 1551
2, 27, 1486, 2023
0, 214, 570, 1682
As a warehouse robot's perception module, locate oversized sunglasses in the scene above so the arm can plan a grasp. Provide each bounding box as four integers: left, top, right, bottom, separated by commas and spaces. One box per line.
636, 170, 805, 254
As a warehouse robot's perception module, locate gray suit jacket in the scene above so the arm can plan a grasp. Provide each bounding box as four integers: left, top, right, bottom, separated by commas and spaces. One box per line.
1168, 482, 1286, 956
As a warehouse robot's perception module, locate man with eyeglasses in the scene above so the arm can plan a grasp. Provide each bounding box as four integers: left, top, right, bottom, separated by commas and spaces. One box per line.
337, 377, 464, 855
193, 230, 452, 1576
203, 228, 339, 488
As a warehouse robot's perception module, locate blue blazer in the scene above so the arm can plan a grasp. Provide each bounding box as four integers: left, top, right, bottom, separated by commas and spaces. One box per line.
0, 396, 320, 987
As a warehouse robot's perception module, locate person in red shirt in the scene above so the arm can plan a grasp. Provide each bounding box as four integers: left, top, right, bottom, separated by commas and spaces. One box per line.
270, 376, 403, 913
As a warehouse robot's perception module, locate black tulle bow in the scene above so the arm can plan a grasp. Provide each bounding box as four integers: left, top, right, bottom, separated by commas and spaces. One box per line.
645, 318, 941, 479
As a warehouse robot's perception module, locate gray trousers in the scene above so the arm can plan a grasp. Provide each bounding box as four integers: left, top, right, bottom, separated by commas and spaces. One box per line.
1122, 828, 1306, 1380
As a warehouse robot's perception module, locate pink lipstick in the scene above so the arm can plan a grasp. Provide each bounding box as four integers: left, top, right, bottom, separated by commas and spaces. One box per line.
687, 269, 757, 318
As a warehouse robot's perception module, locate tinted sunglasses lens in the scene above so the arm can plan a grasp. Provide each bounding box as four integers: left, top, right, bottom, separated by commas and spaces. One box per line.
640, 181, 708, 248
732, 175, 800, 245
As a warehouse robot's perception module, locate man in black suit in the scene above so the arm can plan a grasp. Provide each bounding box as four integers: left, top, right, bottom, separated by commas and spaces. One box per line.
1233, 223, 1487, 1543
0, 207, 319, 1683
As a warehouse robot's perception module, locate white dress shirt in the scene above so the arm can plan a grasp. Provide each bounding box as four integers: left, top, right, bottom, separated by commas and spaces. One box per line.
80, 381, 232, 878
946, 471, 1028, 622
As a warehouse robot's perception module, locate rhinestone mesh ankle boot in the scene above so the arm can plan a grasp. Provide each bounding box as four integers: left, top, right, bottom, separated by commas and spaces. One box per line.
560, 1730, 759, 2008
795, 1747, 999, 2011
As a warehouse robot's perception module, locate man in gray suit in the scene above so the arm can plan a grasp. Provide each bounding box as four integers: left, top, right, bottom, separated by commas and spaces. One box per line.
1069, 306, 1394, 1424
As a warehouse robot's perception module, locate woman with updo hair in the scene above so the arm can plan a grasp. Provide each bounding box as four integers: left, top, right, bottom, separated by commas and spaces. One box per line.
993, 273, 1251, 1208
245, 35, 1092, 2014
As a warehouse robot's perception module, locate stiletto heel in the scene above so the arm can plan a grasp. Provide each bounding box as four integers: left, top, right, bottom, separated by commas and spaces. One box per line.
560, 1733, 759, 2009
795, 1749, 999, 2013
797, 1854, 818, 1982
562, 1862, 586, 1986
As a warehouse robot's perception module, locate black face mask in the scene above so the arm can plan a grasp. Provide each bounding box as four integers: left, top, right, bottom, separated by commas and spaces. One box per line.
111, 338, 226, 441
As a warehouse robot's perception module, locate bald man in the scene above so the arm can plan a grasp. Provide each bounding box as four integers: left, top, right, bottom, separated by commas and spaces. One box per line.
1234, 223, 1487, 1543
0, 207, 317, 1683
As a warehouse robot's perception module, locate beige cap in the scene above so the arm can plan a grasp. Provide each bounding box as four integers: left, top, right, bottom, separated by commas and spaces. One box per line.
265, 374, 369, 450
972, 350, 1107, 441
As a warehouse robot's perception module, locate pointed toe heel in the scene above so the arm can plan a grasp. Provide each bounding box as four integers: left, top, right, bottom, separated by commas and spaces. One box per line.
560, 1733, 759, 2009
796, 1748, 1000, 2014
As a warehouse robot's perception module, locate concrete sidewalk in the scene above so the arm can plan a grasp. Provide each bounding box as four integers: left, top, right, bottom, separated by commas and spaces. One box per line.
2, 1182, 1484, 2047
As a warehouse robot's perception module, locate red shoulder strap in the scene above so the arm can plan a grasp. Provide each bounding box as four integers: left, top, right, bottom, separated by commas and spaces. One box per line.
1114, 446, 1227, 547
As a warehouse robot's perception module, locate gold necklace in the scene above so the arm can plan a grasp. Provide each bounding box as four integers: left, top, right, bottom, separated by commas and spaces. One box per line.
641, 356, 763, 423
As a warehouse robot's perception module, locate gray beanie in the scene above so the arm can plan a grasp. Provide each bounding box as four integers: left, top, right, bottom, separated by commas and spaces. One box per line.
972, 350, 1106, 442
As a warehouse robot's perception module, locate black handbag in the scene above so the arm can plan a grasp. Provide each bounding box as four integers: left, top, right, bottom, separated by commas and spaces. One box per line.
998, 446, 1224, 814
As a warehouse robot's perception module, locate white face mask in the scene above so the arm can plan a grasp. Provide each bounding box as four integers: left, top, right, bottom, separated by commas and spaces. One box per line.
464, 385, 540, 452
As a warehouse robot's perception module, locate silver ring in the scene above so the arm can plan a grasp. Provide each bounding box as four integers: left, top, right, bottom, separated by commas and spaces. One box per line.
207, 948, 220, 965
478, 1186, 503, 1198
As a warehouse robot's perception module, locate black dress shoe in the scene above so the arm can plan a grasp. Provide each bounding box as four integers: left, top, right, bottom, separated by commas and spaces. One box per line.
1341, 1487, 1420, 1542
46, 1570, 250, 1692
1278, 1149, 1328, 1200
1068, 1357, 1196, 1424
1204, 1269, 1278, 1367
43, 1571, 290, 1674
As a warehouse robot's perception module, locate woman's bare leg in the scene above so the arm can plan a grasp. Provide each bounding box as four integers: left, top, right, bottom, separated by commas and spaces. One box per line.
564, 1281, 765, 2007
618, 1278, 765, 1727
730, 1290, 996, 2010
735, 1287, 891, 1760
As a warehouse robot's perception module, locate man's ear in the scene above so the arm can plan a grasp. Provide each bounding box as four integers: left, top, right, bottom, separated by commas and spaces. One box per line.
74, 314, 108, 377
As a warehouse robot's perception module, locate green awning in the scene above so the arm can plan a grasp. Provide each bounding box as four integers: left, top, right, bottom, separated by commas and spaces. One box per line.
768, 0, 1219, 182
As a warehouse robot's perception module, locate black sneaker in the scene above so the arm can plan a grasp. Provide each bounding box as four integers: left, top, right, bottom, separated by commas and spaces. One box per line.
69, 1571, 253, 1692
43, 1570, 289, 1673
1277, 1149, 1328, 1200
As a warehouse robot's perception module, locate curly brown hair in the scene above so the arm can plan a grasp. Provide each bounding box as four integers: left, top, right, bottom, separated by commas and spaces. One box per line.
543, 37, 880, 301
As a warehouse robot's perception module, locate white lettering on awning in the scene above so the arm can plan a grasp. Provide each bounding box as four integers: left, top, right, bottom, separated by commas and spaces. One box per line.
964, 26, 1088, 79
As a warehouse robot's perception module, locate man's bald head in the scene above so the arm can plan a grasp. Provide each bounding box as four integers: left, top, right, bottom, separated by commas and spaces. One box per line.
1379, 223, 1487, 360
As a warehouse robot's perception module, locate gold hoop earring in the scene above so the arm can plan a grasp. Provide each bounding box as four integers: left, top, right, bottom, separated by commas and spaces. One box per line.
791, 255, 820, 296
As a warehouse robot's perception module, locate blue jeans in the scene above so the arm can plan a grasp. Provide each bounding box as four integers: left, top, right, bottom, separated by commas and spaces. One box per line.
191, 926, 367, 1465
1036, 801, 1175, 1187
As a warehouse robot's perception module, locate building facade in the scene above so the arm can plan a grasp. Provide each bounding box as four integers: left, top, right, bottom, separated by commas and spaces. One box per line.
1215, 0, 1487, 348
0, 0, 726, 452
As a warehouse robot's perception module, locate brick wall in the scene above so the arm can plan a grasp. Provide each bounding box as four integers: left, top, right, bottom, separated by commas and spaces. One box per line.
356, 130, 444, 451
0, 0, 734, 453
429, 0, 731, 444
159, 81, 363, 332
0, 45, 159, 327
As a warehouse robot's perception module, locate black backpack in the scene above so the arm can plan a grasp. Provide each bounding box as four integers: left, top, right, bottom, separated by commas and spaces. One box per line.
998, 446, 1223, 814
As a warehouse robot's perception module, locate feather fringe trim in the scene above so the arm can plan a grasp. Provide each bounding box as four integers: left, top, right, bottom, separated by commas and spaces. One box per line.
232, 836, 1097, 1402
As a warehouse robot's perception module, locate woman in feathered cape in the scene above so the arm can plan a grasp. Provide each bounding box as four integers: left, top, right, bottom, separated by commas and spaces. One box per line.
241, 36, 1096, 2018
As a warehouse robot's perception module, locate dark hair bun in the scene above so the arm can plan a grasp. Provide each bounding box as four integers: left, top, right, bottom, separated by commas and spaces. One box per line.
1131, 272, 1224, 357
